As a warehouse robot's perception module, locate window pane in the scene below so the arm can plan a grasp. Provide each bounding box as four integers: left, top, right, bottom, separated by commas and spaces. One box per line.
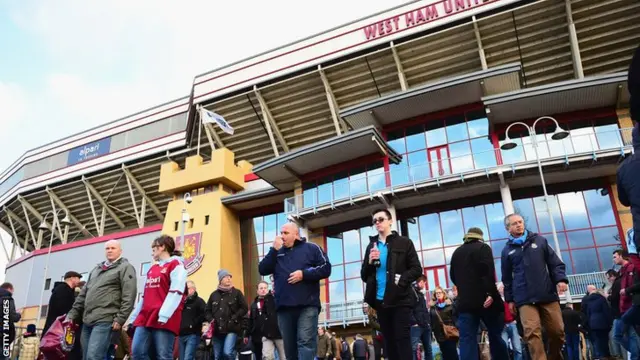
343, 230, 362, 263
346, 279, 363, 301
449, 141, 474, 173
387, 129, 406, 153
420, 214, 443, 249
571, 248, 600, 273
561, 251, 573, 275
558, 192, 590, 230
426, 125, 447, 147
329, 281, 345, 303
513, 198, 538, 233
485, 203, 507, 240
592, 227, 620, 247
554, 233, 569, 251
303, 187, 317, 208
597, 245, 618, 272
467, 117, 489, 138
571, 127, 598, 153
406, 125, 426, 152
333, 176, 349, 200
317, 180, 333, 205
444, 246, 459, 264
367, 165, 386, 192
264, 215, 277, 243
390, 162, 410, 186
567, 230, 595, 249
344, 262, 361, 279
327, 236, 344, 264
533, 196, 565, 233
441, 210, 464, 246
471, 137, 496, 169
329, 265, 344, 281
253, 217, 264, 244
462, 206, 488, 237
583, 189, 616, 227
495, 259, 502, 282
407, 220, 421, 251
422, 249, 446, 267
595, 124, 623, 150
408, 152, 429, 182
492, 240, 507, 258
445, 115, 468, 143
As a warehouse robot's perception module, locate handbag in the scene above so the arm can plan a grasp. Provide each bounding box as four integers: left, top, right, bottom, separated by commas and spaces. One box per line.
39, 315, 79, 360
479, 331, 490, 360
434, 308, 459, 341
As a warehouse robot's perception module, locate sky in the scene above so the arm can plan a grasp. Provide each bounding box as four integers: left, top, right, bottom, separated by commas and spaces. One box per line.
0, 0, 410, 281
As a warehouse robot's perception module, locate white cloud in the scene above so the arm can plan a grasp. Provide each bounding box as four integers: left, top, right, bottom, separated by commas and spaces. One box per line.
0, 82, 27, 130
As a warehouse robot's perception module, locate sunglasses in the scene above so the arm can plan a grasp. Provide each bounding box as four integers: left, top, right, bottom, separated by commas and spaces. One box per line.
372, 217, 388, 225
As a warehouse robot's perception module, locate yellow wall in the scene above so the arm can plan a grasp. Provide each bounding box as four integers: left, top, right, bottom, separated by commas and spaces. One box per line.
618, 108, 634, 146
307, 227, 327, 305
610, 182, 633, 235
16, 306, 43, 331
159, 149, 251, 298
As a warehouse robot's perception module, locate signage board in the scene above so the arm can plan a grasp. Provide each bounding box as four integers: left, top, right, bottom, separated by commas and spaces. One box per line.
67, 137, 112, 166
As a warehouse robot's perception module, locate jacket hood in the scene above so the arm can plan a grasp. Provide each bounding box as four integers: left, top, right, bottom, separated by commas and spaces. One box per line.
633, 123, 639, 151
51, 282, 68, 293
0, 288, 11, 298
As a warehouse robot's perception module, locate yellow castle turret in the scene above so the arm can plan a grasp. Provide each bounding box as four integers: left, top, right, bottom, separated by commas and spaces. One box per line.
158, 148, 252, 297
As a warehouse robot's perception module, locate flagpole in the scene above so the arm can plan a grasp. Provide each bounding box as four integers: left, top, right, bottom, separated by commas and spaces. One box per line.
196, 105, 202, 156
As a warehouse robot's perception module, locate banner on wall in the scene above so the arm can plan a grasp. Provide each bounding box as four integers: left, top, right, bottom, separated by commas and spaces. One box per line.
176, 232, 205, 275
67, 137, 112, 165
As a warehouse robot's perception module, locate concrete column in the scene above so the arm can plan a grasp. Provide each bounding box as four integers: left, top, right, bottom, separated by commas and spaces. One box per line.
387, 204, 398, 231
565, 0, 584, 79
500, 182, 515, 215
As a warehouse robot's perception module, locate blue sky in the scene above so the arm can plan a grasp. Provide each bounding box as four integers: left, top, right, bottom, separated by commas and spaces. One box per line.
0, 0, 407, 278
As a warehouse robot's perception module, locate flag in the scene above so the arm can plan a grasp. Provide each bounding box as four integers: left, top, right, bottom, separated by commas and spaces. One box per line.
200, 107, 234, 135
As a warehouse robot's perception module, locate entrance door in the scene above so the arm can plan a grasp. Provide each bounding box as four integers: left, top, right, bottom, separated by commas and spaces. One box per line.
427, 146, 451, 177
424, 266, 448, 291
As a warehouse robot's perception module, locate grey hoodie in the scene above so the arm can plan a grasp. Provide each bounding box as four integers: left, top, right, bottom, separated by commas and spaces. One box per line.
67, 257, 137, 326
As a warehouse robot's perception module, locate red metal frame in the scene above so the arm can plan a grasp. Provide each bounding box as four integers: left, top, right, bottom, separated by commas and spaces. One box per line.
427, 145, 451, 177
423, 265, 448, 290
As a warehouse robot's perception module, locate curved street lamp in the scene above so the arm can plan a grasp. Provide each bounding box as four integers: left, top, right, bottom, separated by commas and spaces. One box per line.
34, 209, 72, 328
501, 116, 572, 303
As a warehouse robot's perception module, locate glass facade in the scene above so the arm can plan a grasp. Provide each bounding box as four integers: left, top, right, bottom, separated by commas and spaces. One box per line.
499, 117, 623, 165
302, 161, 385, 208
324, 188, 620, 303
386, 108, 496, 185
240, 211, 287, 299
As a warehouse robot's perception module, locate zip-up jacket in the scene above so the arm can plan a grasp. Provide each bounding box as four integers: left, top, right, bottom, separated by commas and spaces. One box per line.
609, 275, 622, 318
501, 231, 568, 307
622, 265, 640, 307
410, 287, 430, 328
180, 291, 206, 336
258, 238, 331, 310
617, 123, 640, 253
582, 292, 613, 331
248, 292, 281, 340
619, 262, 635, 314
205, 287, 248, 335
361, 231, 422, 309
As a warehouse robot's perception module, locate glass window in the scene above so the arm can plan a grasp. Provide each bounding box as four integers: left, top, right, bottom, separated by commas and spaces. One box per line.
597, 245, 618, 271
169, 112, 188, 133
441, 210, 464, 247
444, 246, 459, 264
532, 196, 564, 233
317, 177, 333, 205
327, 236, 344, 265
566, 230, 595, 249
329, 282, 345, 304
500, 138, 525, 165
49, 152, 68, 172
344, 262, 361, 279
387, 130, 406, 153
595, 124, 623, 150
426, 121, 447, 147
571, 248, 600, 273
462, 206, 489, 236
140, 262, 152, 276
583, 189, 616, 227
346, 279, 363, 301
592, 227, 620, 247
492, 240, 507, 258
467, 116, 489, 138
422, 249, 446, 267
419, 214, 443, 249
445, 115, 468, 143
449, 142, 474, 173
406, 125, 426, 152
330, 265, 344, 281
558, 192, 590, 230
571, 127, 598, 154
485, 203, 507, 240
343, 230, 361, 263
390, 162, 410, 186
471, 137, 496, 169
110, 132, 127, 152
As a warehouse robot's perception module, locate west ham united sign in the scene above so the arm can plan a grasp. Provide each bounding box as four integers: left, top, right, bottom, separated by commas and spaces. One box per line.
176, 233, 205, 275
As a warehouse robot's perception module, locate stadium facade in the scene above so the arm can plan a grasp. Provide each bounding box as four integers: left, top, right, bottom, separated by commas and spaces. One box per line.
2, 0, 638, 331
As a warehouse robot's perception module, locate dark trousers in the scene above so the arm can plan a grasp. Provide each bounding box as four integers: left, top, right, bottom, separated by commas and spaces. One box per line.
589, 329, 611, 358
377, 304, 412, 360
565, 332, 580, 360
438, 340, 459, 360
252, 338, 263, 360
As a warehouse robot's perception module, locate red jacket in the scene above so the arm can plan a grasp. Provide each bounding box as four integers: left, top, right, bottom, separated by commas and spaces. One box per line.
503, 300, 515, 323
620, 262, 636, 314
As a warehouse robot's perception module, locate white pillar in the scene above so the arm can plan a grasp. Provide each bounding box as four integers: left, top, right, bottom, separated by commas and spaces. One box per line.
500, 182, 515, 215
387, 204, 398, 232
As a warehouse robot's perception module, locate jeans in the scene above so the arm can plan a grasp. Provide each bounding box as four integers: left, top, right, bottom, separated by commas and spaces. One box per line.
262, 337, 287, 360
614, 318, 640, 360
410, 326, 433, 360
80, 322, 113, 360
565, 332, 580, 360
277, 306, 319, 360
610, 325, 625, 359
179, 334, 200, 360
212, 333, 238, 360
457, 312, 510, 360
132, 326, 176, 360
501, 321, 523, 360
590, 329, 612, 358
377, 305, 413, 360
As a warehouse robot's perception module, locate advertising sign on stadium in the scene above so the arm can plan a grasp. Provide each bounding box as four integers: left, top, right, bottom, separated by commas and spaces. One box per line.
193, 0, 520, 104
67, 137, 112, 166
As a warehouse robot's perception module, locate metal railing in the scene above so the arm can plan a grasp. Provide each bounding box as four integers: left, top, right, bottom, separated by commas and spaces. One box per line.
319, 271, 610, 327
286, 127, 634, 215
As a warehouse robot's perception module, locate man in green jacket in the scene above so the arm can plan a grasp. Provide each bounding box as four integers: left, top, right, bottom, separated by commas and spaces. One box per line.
67, 240, 137, 360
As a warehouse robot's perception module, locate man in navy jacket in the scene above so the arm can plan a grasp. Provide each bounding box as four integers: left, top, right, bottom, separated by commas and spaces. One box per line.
501, 213, 568, 360
259, 222, 332, 360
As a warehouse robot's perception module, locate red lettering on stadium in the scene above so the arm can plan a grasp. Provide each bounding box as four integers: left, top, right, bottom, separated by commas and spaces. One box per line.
363, 0, 491, 41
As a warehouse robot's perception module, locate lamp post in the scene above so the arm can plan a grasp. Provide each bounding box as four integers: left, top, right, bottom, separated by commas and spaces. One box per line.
179, 193, 192, 252
35, 209, 72, 327
501, 116, 572, 303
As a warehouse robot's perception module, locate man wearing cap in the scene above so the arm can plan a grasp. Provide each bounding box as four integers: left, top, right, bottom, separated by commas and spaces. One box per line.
450, 227, 510, 360
43, 271, 82, 335
205, 269, 248, 360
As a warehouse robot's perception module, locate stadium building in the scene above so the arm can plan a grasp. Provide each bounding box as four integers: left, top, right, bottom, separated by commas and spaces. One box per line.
2, 0, 638, 333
